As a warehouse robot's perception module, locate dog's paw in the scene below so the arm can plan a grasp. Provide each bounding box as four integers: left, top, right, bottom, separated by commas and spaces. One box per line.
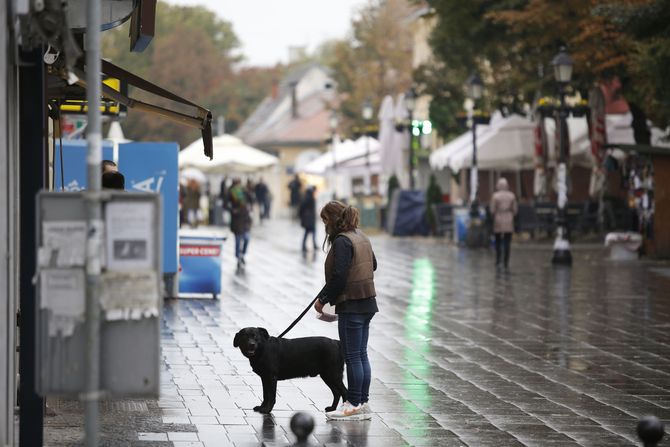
253, 405, 272, 414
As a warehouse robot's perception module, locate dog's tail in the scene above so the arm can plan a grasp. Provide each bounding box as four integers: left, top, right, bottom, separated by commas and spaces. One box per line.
336, 341, 345, 370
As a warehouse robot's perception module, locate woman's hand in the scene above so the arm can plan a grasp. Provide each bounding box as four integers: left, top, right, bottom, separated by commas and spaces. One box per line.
314, 299, 324, 313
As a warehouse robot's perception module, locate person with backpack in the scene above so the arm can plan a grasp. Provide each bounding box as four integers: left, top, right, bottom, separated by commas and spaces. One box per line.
227, 178, 252, 268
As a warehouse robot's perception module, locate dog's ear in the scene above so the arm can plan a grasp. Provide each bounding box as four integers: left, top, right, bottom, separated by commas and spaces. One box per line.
258, 327, 269, 340
233, 331, 242, 348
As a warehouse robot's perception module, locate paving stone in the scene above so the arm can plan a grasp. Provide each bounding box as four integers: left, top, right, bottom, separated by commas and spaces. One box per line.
44, 220, 670, 446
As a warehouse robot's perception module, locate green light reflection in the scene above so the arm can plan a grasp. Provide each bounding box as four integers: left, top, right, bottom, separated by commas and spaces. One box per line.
403, 258, 435, 408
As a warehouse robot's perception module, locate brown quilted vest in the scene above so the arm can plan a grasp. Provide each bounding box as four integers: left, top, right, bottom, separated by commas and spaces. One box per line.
324, 230, 376, 304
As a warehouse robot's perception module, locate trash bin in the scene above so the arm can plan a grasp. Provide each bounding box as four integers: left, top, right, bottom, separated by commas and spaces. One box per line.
178, 234, 226, 298
453, 207, 487, 245
605, 232, 641, 260
453, 207, 470, 244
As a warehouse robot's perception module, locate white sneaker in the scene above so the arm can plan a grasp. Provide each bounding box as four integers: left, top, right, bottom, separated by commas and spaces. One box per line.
325, 401, 346, 418
326, 401, 369, 421
360, 402, 372, 414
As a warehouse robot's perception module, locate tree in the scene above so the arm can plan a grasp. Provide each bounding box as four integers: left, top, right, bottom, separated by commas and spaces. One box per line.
325, 0, 414, 135
101, 3, 282, 146
594, 0, 670, 130
423, 0, 670, 139
417, 0, 521, 138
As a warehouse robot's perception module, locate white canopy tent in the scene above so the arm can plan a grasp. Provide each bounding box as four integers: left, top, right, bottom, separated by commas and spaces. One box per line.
430, 111, 670, 174
337, 151, 382, 175
300, 136, 380, 175
429, 118, 497, 172
179, 134, 278, 173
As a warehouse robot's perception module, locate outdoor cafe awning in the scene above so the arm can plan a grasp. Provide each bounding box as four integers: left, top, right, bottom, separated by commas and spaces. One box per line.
179, 134, 279, 173
49, 58, 213, 158
301, 136, 380, 175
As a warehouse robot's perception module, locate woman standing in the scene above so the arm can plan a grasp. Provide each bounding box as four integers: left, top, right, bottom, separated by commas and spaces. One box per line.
314, 201, 378, 421
490, 177, 518, 270
299, 186, 318, 252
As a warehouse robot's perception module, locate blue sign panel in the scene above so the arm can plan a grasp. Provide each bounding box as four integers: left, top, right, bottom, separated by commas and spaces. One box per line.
179, 236, 224, 296
118, 142, 179, 274
53, 140, 113, 191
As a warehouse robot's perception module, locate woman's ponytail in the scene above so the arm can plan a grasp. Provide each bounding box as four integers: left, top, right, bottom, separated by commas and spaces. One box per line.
320, 201, 360, 246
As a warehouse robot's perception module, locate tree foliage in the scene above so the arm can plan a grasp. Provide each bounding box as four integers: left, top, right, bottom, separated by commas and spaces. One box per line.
323, 0, 415, 134
594, 0, 670, 129
423, 0, 670, 135
101, 3, 282, 147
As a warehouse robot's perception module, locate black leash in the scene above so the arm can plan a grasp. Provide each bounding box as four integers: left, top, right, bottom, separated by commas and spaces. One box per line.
277, 296, 319, 338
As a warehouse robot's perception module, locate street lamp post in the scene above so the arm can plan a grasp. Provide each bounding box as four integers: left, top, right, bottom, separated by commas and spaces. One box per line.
362, 98, 374, 194
467, 73, 483, 217
404, 87, 417, 189
551, 47, 573, 265
329, 110, 339, 199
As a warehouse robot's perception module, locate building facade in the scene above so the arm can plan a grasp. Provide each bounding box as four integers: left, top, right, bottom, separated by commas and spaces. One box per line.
236, 63, 337, 214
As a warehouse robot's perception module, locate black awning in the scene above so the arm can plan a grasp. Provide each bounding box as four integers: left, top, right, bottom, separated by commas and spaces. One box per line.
56, 59, 213, 159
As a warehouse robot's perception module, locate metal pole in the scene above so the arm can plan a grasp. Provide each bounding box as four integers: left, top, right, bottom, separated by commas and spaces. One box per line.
85, 0, 103, 443
18, 48, 45, 447
470, 118, 478, 216
331, 132, 337, 199
408, 111, 414, 189
552, 86, 572, 265
365, 131, 371, 194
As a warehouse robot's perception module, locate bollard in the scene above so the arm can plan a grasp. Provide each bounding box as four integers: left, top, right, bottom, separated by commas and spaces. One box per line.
637, 416, 665, 447
290, 412, 315, 446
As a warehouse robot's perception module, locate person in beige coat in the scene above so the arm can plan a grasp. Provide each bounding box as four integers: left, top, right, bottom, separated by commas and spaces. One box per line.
490, 178, 518, 269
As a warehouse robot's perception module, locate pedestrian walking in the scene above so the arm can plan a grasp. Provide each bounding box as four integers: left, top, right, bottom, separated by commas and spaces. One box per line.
246, 179, 257, 215
228, 178, 252, 268
219, 176, 228, 202
254, 177, 270, 220
314, 201, 378, 421
183, 179, 201, 228
490, 177, 518, 270
288, 174, 302, 220
299, 186, 318, 252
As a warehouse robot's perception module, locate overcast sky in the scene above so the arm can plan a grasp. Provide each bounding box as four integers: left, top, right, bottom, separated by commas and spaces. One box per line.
167, 0, 368, 66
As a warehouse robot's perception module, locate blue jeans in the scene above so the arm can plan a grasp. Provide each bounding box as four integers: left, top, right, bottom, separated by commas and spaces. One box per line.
338, 312, 374, 406
234, 232, 249, 259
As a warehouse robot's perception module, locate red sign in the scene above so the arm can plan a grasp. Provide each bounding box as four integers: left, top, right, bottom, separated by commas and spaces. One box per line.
180, 245, 221, 257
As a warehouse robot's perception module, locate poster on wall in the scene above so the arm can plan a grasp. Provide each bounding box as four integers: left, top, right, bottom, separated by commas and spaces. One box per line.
105, 201, 155, 271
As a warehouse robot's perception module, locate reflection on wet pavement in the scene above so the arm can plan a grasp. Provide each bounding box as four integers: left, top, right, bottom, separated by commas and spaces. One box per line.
160, 220, 670, 446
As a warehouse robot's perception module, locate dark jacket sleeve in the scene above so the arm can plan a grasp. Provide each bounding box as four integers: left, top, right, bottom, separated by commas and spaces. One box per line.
318, 236, 353, 305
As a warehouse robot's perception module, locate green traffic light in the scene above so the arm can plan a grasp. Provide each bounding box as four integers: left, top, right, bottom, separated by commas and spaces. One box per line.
421, 120, 432, 134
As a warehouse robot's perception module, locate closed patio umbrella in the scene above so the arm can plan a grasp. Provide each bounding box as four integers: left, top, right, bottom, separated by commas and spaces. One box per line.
378, 95, 397, 175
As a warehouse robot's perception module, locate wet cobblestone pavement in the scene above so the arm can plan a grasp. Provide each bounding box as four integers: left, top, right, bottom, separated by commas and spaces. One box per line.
45, 219, 670, 446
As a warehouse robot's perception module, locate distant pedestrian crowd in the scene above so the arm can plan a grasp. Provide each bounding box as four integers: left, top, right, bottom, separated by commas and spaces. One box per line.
179, 176, 271, 269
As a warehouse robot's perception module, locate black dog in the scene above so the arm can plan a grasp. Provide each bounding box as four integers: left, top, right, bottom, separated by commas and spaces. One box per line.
233, 327, 347, 414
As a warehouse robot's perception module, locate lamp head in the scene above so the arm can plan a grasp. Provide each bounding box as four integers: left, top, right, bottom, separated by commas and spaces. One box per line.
404, 87, 417, 112
467, 73, 484, 100
329, 110, 338, 131
362, 98, 374, 121
552, 46, 573, 83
